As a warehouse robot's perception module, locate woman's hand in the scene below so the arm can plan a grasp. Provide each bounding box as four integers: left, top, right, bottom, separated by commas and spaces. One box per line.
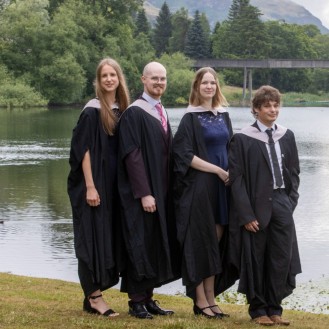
217, 169, 230, 186
86, 185, 100, 207
82, 150, 100, 207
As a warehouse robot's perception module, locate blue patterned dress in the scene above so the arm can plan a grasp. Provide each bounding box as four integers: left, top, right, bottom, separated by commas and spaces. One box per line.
197, 111, 230, 225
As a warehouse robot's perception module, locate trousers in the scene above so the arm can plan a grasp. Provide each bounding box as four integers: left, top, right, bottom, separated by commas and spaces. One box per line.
248, 189, 295, 318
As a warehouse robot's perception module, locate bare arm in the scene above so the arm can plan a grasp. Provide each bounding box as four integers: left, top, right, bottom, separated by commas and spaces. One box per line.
82, 150, 100, 207
191, 155, 229, 185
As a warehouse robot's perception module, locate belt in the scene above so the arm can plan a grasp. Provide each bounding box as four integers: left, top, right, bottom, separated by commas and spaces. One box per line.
273, 187, 286, 193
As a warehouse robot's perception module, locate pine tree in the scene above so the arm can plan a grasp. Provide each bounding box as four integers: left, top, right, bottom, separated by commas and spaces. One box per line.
168, 7, 190, 54
228, 0, 249, 20
153, 1, 172, 56
184, 10, 210, 59
134, 8, 150, 37
212, 0, 269, 59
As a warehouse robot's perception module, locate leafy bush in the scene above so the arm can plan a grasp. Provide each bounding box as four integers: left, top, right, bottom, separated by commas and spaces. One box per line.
158, 52, 195, 106
0, 65, 48, 108
0, 83, 48, 108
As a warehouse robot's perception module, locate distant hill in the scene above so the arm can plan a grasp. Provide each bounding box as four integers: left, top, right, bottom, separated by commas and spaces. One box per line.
145, 0, 329, 34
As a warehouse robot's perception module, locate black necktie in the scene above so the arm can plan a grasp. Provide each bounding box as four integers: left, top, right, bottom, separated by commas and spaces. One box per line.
266, 128, 283, 188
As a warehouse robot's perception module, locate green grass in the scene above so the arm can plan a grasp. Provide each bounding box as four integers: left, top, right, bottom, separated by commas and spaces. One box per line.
221, 86, 329, 107
0, 273, 328, 329
281, 91, 329, 106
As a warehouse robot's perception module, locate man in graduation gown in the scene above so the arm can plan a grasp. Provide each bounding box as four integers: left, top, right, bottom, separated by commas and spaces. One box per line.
117, 62, 180, 319
229, 86, 301, 326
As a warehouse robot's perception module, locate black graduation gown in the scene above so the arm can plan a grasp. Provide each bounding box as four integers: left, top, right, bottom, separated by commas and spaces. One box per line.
67, 104, 119, 290
228, 125, 301, 302
117, 104, 180, 294
173, 111, 237, 299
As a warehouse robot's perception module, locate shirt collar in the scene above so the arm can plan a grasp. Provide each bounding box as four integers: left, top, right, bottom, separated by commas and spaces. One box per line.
142, 92, 161, 108
257, 120, 276, 133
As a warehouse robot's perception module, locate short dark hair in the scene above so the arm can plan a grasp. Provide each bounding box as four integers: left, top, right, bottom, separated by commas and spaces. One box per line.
251, 85, 281, 116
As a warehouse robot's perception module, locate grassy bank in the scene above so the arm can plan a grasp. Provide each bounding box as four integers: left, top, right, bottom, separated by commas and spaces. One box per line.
222, 86, 329, 107
0, 273, 328, 329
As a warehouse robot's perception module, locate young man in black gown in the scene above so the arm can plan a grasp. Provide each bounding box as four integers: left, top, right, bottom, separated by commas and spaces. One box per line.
229, 86, 301, 326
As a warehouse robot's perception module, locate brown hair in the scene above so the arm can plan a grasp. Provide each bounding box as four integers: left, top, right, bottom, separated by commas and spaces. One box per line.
95, 58, 130, 135
251, 85, 281, 116
189, 67, 228, 108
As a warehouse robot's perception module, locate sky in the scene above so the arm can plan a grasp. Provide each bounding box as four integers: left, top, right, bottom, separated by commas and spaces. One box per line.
292, 0, 329, 29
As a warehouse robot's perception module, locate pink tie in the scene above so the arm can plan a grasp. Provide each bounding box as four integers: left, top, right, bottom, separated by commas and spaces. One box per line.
155, 103, 167, 133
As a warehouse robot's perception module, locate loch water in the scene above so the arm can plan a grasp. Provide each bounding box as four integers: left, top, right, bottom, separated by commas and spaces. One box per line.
0, 107, 328, 309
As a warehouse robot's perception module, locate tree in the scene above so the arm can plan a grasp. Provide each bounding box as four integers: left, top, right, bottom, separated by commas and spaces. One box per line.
264, 21, 317, 59
153, 1, 172, 56
0, 0, 50, 76
0, 64, 47, 107
168, 7, 190, 54
158, 52, 194, 106
200, 12, 211, 56
210, 21, 221, 54
0, 0, 8, 12
212, 0, 269, 59
0, 0, 149, 105
253, 21, 319, 92
228, 0, 249, 20
39, 52, 86, 103
184, 10, 210, 59
211, 0, 270, 87
134, 8, 151, 37
47, 0, 65, 17
97, 0, 142, 20
42, 0, 107, 99
200, 12, 211, 37
125, 33, 155, 97
312, 34, 329, 60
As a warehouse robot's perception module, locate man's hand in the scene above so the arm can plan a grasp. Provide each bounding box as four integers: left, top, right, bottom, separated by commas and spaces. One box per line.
244, 220, 259, 232
141, 195, 156, 213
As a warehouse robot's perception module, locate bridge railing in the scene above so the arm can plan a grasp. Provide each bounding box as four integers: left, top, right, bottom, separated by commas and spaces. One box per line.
193, 59, 329, 100
194, 59, 329, 69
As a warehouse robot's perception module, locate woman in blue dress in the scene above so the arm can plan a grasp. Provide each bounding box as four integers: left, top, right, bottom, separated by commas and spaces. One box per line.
173, 67, 234, 319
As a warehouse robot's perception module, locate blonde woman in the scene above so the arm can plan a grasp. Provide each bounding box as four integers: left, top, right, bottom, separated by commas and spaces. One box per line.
173, 67, 234, 319
68, 58, 130, 317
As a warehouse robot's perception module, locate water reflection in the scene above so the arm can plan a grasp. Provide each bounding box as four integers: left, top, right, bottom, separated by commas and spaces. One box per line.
0, 143, 67, 166
0, 107, 329, 288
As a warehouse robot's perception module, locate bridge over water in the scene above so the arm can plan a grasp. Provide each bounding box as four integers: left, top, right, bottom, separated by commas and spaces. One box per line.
193, 59, 329, 99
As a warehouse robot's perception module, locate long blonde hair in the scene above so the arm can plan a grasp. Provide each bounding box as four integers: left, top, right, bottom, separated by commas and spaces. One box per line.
95, 58, 130, 135
189, 67, 228, 108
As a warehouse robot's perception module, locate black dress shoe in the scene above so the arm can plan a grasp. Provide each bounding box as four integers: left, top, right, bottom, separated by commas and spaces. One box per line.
193, 304, 217, 319
128, 301, 153, 319
145, 299, 174, 316
209, 304, 230, 318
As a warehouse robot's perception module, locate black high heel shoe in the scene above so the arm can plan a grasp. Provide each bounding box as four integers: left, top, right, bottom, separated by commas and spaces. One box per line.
209, 304, 229, 318
193, 304, 217, 319
83, 294, 118, 317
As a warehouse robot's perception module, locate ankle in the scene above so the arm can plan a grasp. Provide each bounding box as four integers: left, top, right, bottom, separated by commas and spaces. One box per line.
89, 294, 103, 305
89, 292, 102, 300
